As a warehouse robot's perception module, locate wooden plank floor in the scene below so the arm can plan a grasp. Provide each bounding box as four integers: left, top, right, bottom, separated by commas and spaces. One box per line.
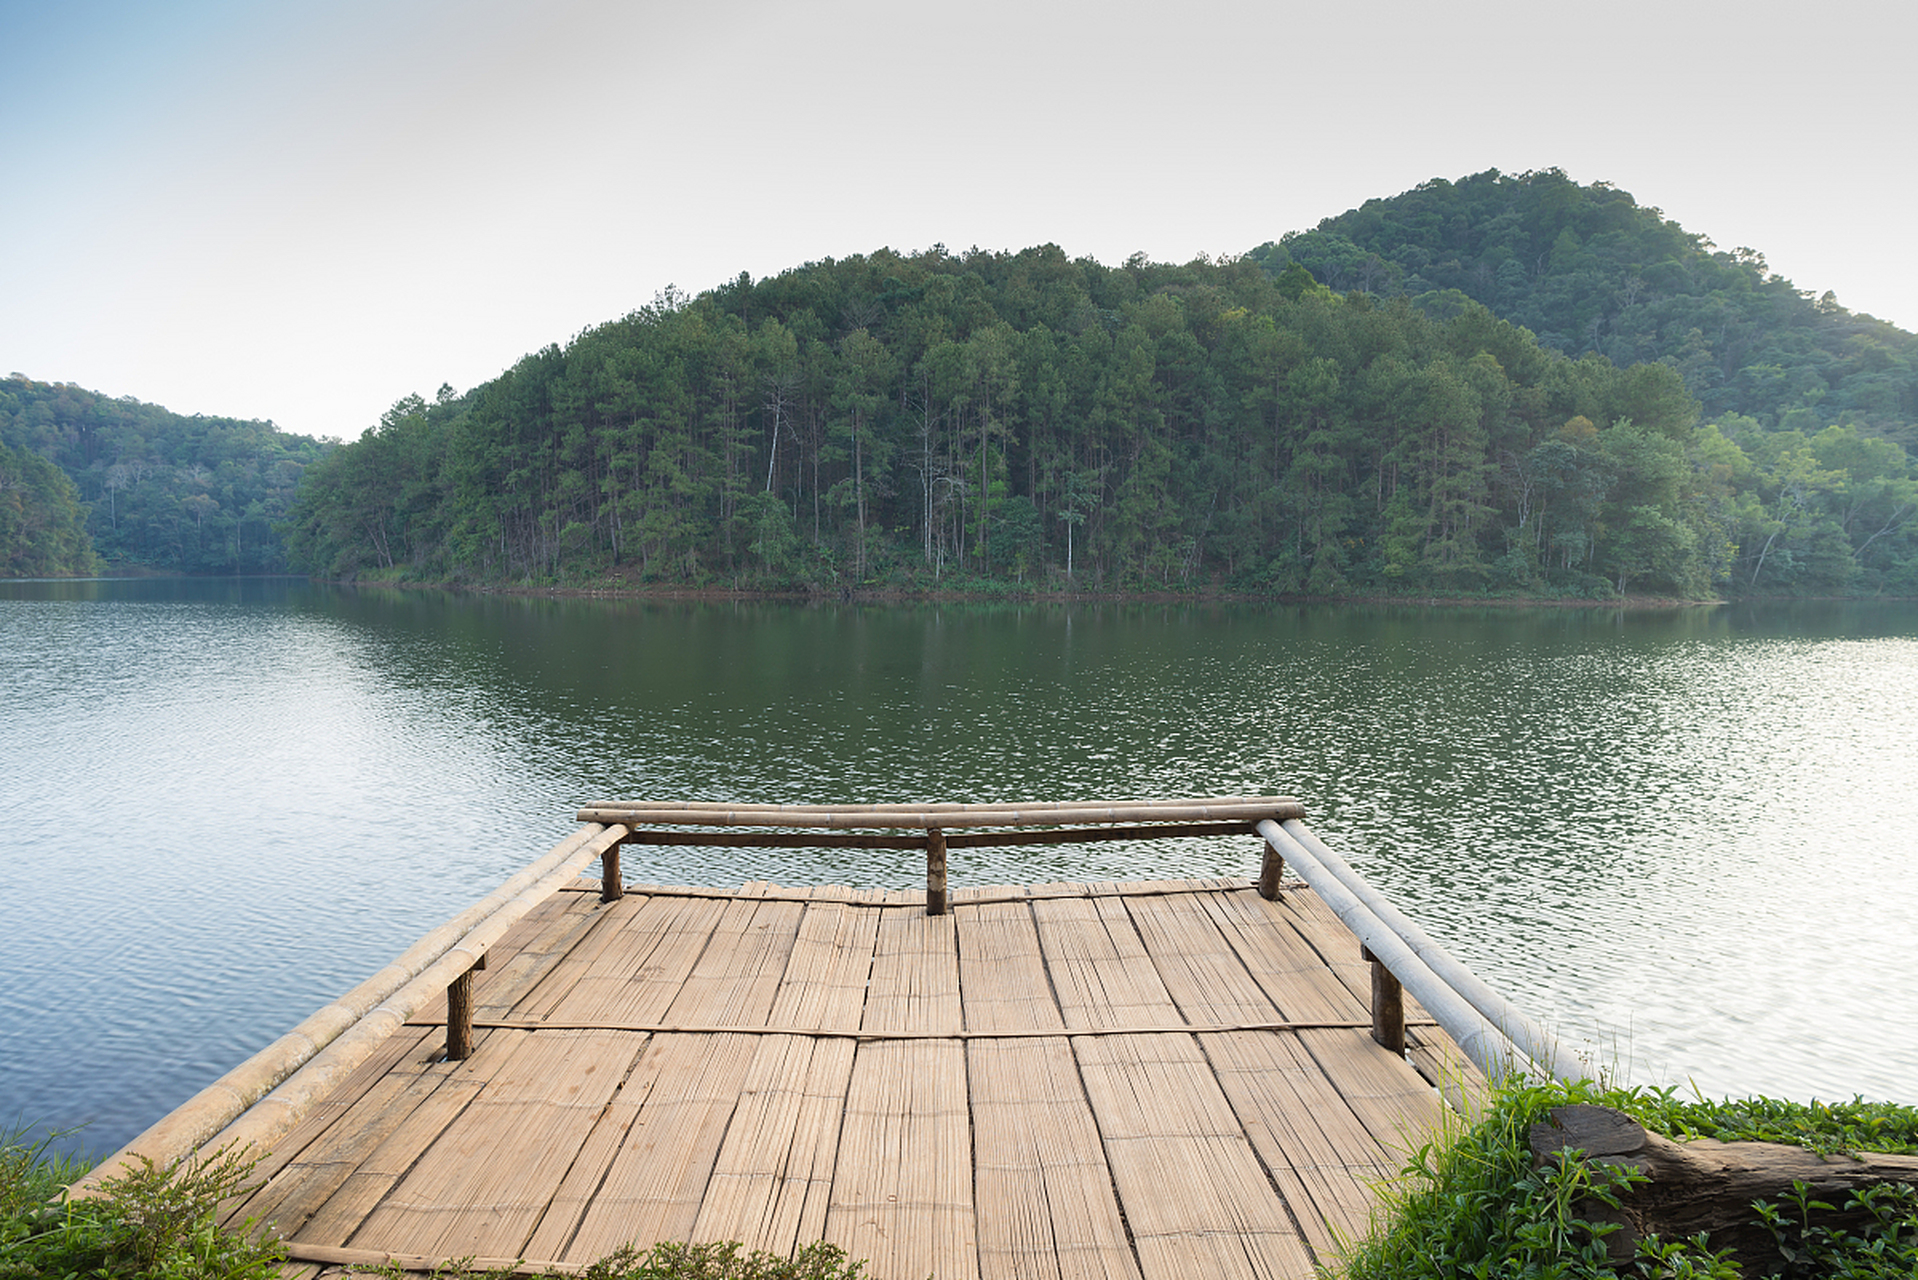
229, 878, 1476, 1280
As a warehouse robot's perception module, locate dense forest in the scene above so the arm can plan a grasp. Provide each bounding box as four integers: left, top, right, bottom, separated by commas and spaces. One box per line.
1256, 168, 1918, 445
0, 435, 98, 577
280, 228, 1917, 598
0, 377, 327, 574
9, 170, 1915, 595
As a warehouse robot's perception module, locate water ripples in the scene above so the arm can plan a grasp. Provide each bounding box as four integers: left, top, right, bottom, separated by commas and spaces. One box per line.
4, 585, 1915, 1161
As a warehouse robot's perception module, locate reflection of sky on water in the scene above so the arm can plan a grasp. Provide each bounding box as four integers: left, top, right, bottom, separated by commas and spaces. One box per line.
2, 583, 1914, 1162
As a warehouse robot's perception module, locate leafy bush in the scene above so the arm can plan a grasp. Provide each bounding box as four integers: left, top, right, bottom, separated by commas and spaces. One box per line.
0, 1134, 283, 1280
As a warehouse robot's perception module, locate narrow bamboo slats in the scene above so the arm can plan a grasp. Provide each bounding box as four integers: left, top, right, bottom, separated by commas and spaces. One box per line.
213, 869, 1466, 1280
161, 798, 1532, 1280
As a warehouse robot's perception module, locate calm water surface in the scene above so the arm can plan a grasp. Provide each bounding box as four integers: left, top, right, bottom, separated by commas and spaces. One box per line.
3, 579, 1915, 1161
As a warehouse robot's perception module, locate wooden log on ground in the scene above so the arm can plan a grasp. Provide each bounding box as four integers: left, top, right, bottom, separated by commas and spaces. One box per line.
1530, 1104, 1918, 1268
926, 827, 948, 915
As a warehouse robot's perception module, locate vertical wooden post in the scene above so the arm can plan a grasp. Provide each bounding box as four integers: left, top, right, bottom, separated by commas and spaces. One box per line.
1258, 834, 1283, 900
1362, 945, 1405, 1055
601, 839, 623, 902
926, 826, 948, 916
445, 953, 486, 1061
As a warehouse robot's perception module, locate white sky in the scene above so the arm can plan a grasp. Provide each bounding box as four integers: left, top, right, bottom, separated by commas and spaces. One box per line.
4, 0, 1914, 441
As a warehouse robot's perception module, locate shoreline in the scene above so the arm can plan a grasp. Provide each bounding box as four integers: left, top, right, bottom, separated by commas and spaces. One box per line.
332, 575, 1737, 610
23, 567, 1914, 609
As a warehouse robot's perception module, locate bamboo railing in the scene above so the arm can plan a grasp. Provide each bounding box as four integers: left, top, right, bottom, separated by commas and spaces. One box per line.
575, 796, 1307, 916
1257, 818, 1588, 1084
79, 794, 1575, 1192
574, 796, 1583, 1085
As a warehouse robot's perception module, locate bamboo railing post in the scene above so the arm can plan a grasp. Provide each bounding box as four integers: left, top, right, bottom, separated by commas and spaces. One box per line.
1258, 830, 1284, 900
602, 840, 623, 902
445, 953, 486, 1061
926, 827, 948, 915
1361, 944, 1405, 1055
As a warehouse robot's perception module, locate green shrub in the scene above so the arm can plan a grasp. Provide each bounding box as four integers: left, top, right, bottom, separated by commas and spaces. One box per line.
1, 1133, 283, 1280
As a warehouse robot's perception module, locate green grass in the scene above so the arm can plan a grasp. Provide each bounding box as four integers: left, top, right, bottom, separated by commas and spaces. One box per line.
1337, 1078, 1918, 1279
1634, 1092, 1918, 1157
0, 1129, 88, 1224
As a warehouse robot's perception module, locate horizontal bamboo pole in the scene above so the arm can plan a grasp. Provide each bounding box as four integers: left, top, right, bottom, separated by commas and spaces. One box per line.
577, 797, 1305, 829
553, 878, 1260, 906
74, 823, 627, 1191
583, 793, 1288, 815
581, 794, 1298, 817
615, 820, 1260, 851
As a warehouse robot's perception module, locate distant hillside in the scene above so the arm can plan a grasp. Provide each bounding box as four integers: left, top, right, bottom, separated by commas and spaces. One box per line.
16, 171, 1913, 595
0, 376, 329, 575
1249, 168, 1918, 447
281, 244, 1917, 599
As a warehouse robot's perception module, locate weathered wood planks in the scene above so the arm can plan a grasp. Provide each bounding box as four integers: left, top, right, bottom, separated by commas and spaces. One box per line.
228, 877, 1457, 1280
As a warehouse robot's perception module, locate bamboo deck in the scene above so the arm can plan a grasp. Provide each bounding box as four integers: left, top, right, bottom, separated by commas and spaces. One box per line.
223, 874, 1476, 1280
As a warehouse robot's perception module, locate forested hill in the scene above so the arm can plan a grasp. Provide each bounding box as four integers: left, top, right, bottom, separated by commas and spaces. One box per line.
1251, 168, 1918, 445
0, 434, 97, 577
281, 241, 1918, 598
0, 377, 328, 575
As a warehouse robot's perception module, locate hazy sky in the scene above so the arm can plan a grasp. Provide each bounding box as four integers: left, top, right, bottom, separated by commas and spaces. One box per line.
5, 0, 1913, 441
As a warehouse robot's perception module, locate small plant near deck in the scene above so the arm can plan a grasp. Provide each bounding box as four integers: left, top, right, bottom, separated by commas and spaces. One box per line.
1335, 1078, 1918, 1279
0, 1134, 283, 1280
1, 1127, 89, 1223
370, 1239, 868, 1280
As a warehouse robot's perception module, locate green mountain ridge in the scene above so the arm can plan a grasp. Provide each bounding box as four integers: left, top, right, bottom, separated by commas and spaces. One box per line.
8, 169, 1916, 595
1251, 167, 1916, 443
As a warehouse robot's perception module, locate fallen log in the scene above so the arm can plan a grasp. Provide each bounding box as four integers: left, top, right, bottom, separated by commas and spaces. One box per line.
1529, 1104, 1918, 1269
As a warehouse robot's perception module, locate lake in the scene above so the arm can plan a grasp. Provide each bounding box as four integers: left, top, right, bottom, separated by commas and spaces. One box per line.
3, 578, 1916, 1163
